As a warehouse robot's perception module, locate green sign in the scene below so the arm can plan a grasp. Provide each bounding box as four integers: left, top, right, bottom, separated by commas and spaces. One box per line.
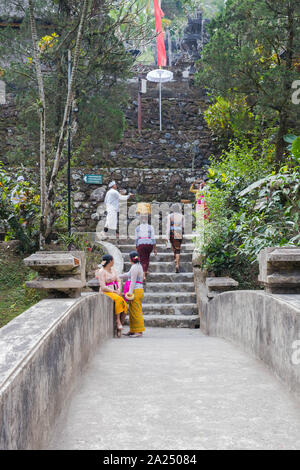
83, 174, 103, 185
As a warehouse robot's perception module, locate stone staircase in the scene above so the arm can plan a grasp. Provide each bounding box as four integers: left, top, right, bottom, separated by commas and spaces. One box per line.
118, 237, 199, 328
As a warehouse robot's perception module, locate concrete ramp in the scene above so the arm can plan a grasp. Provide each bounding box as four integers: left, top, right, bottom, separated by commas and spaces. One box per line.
48, 328, 300, 450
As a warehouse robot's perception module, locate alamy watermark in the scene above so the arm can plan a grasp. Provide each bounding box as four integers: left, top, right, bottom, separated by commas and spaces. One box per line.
292, 80, 300, 105
291, 340, 300, 366
0, 80, 6, 105
94, 200, 201, 241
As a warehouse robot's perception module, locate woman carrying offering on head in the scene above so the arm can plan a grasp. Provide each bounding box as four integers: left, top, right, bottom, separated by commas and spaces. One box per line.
135, 215, 157, 282
119, 251, 145, 338
96, 254, 128, 338
190, 178, 209, 219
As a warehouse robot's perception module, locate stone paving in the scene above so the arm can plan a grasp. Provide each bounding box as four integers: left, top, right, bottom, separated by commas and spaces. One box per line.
48, 328, 300, 450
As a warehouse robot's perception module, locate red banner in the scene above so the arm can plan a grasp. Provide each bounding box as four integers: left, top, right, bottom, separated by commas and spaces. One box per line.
153, 0, 167, 67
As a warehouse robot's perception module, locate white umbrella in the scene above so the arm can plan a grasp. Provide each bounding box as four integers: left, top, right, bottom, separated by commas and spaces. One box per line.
146, 69, 173, 131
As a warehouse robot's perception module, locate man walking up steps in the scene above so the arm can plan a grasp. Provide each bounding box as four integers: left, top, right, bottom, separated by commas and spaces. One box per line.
103, 181, 133, 237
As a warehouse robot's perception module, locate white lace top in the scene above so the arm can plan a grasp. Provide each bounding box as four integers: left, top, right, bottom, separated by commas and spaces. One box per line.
119, 263, 144, 295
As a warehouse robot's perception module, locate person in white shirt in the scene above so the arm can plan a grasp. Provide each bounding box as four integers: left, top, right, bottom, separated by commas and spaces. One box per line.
103, 181, 133, 236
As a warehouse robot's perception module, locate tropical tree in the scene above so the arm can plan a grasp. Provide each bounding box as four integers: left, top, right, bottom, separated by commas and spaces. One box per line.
181, 0, 225, 18
197, 0, 300, 166
0, 0, 152, 246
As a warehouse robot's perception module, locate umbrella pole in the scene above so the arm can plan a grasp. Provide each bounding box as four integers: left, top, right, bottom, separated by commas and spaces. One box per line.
159, 80, 162, 131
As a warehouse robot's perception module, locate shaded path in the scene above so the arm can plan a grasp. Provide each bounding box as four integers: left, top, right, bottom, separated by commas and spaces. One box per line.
48, 328, 300, 450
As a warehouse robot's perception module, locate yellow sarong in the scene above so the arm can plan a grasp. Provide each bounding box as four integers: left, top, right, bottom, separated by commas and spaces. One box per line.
104, 292, 128, 315
129, 288, 145, 333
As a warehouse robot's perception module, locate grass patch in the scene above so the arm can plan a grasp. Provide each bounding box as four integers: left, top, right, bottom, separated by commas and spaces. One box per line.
0, 249, 43, 328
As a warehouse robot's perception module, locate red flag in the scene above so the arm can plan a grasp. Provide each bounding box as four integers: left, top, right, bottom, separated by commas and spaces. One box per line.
153, 0, 167, 67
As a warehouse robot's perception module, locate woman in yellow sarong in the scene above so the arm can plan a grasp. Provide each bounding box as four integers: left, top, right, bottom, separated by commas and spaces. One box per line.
96, 254, 128, 338
120, 251, 145, 337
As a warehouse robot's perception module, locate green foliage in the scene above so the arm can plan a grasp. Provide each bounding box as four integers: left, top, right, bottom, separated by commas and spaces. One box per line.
207, 139, 274, 189
57, 232, 91, 251
56, 232, 104, 278
198, 139, 300, 288
195, 140, 300, 287
196, 0, 300, 164
204, 95, 255, 146
0, 162, 40, 251
77, 93, 127, 157
234, 170, 300, 261
158, 0, 224, 39
181, 0, 225, 18
0, 249, 43, 328
0, 0, 149, 166
291, 138, 300, 163
284, 134, 300, 165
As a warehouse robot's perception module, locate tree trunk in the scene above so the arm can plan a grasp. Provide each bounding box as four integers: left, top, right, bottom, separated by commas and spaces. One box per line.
28, 0, 47, 249
44, 0, 90, 240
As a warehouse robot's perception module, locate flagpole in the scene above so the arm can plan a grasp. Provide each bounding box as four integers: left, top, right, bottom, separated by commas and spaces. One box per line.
153, 0, 167, 132
159, 67, 162, 131
147, 69, 173, 133
159, 79, 162, 131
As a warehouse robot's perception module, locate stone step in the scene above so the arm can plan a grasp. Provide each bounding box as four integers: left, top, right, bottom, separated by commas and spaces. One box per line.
142, 303, 198, 316
118, 243, 195, 253
143, 292, 197, 304
146, 272, 194, 283
145, 282, 195, 293
124, 261, 193, 273
125, 315, 200, 329
115, 236, 195, 246
122, 252, 193, 262
87, 279, 196, 292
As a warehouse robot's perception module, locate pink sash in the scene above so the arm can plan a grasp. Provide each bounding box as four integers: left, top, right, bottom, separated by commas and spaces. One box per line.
124, 280, 143, 296
106, 281, 119, 290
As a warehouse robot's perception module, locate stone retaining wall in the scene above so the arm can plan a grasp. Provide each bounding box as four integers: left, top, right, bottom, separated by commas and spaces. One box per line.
0, 294, 114, 450
106, 127, 212, 169
0, 68, 215, 169
4, 167, 200, 232
0, 97, 214, 170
